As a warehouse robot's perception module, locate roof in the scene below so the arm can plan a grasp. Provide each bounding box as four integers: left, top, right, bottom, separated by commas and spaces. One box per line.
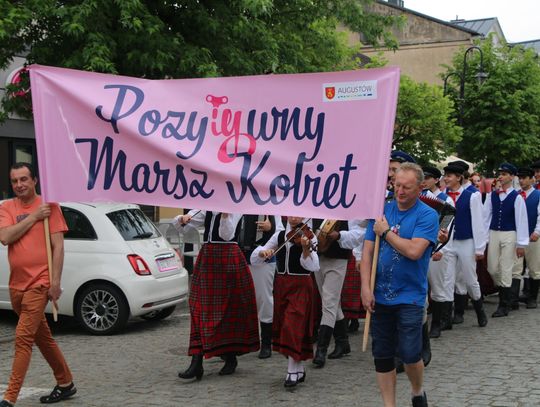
451, 18, 498, 37
376, 0, 481, 36
512, 39, 540, 54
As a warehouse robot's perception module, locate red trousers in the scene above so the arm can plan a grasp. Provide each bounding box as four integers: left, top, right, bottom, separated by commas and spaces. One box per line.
4, 286, 72, 403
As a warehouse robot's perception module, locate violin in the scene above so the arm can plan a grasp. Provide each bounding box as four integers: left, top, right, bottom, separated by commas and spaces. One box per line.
316, 219, 340, 253
286, 223, 316, 248
264, 220, 317, 262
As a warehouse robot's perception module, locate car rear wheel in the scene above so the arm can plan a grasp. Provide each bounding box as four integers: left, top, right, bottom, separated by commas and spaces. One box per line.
75, 283, 129, 335
140, 305, 176, 321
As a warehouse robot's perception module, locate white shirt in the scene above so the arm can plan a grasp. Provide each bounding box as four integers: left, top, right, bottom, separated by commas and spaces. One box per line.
174, 210, 242, 242
448, 186, 488, 255
483, 187, 529, 247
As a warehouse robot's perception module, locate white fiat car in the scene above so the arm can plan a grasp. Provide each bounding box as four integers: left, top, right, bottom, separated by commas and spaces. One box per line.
0, 202, 189, 335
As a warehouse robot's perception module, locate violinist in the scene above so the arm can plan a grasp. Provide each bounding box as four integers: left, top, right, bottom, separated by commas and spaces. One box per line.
312, 218, 366, 368
251, 216, 319, 389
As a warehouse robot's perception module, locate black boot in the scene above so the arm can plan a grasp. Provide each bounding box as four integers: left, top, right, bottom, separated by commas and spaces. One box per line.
472, 298, 488, 327
452, 294, 467, 324
429, 301, 442, 338
258, 322, 272, 359
527, 279, 539, 309
178, 354, 204, 380
441, 302, 453, 331
312, 325, 333, 368
328, 319, 351, 359
492, 288, 510, 317
511, 278, 521, 310
219, 353, 238, 375
348, 318, 360, 333
421, 321, 431, 367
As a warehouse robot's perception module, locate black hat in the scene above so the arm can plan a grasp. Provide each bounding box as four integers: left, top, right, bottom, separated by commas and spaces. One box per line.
449, 160, 470, 172
531, 160, 540, 169
422, 166, 442, 179
443, 163, 465, 175
390, 150, 416, 163
517, 167, 534, 177
497, 162, 518, 175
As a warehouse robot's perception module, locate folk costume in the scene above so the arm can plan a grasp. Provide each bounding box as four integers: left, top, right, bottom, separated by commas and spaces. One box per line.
251, 221, 319, 388
341, 250, 366, 333
443, 163, 489, 328
238, 215, 284, 358
175, 210, 259, 379
312, 219, 365, 367
484, 163, 530, 317
512, 168, 540, 308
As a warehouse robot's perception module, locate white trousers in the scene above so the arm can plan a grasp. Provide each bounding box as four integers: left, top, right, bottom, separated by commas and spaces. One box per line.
428, 248, 455, 302
487, 230, 517, 288
512, 238, 540, 280
314, 257, 347, 327
446, 239, 481, 301
249, 262, 276, 323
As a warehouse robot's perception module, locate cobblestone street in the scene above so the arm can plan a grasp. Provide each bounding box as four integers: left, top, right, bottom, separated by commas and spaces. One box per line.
1, 297, 539, 407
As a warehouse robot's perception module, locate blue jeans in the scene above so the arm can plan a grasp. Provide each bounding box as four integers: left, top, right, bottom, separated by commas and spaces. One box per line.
371, 303, 424, 365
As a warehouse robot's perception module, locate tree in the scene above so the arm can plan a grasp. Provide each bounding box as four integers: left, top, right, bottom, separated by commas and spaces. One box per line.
393, 75, 461, 164
444, 40, 540, 174
0, 0, 399, 118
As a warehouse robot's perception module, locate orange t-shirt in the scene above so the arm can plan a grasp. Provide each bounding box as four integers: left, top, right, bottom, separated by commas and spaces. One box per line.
0, 196, 68, 291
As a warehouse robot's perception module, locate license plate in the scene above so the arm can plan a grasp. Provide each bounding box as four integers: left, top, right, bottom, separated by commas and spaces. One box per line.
156, 256, 179, 272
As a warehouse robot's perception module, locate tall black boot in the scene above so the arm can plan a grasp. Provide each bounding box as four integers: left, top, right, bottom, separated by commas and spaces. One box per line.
219, 353, 238, 375
492, 288, 510, 317
348, 318, 360, 333
472, 298, 488, 327
422, 321, 431, 367
429, 301, 443, 338
527, 279, 539, 309
258, 322, 272, 359
453, 294, 467, 324
178, 354, 204, 380
312, 325, 333, 368
328, 319, 351, 359
441, 302, 453, 331
511, 279, 521, 310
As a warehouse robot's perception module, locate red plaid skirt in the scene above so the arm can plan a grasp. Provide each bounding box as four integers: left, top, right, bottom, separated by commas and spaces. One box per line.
188, 243, 260, 358
341, 254, 366, 319
272, 273, 315, 361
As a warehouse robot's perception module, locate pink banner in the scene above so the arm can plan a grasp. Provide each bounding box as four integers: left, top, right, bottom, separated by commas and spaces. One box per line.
29, 65, 399, 219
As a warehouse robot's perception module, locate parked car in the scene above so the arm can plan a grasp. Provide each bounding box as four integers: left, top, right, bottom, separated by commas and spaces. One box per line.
0, 202, 189, 335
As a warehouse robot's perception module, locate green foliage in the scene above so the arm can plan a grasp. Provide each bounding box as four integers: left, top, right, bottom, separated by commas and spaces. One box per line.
0, 0, 399, 117
393, 75, 462, 164
444, 41, 540, 174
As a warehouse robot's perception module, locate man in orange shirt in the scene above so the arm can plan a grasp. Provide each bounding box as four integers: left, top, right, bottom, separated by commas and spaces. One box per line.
0, 163, 75, 406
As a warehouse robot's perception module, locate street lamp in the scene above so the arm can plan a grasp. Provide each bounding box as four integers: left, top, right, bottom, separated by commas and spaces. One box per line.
443, 45, 488, 125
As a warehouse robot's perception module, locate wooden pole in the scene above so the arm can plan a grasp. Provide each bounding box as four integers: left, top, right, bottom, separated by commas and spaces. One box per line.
44, 217, 58, 322
362, 234, 380, 352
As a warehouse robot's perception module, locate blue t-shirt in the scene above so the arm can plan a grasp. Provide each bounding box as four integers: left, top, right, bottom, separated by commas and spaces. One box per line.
366, 199, 438, 306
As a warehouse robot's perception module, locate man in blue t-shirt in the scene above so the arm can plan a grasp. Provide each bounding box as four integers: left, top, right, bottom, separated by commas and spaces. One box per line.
361, 163, 438, 407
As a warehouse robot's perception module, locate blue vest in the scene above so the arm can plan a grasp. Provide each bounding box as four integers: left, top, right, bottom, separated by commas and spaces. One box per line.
437, 191, 450, 202
490, 191, 518, 231
524, 189, 540, 235
453, 189, 473, 240
466, 184, 479, 193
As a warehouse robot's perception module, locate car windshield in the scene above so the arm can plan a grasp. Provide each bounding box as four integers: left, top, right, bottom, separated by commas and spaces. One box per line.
106, 208, 160, 241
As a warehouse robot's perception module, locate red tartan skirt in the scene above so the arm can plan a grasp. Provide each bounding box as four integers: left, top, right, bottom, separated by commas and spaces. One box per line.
341, 254, 366, 319
188, 243, 260, 358
272, 273, 315, 361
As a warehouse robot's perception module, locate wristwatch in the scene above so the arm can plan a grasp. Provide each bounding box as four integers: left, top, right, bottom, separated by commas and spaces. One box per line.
381, 228, 391, 240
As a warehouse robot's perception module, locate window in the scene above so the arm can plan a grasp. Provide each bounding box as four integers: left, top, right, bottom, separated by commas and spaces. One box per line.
106, 208, 160, 241
61, 207, 97, 240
